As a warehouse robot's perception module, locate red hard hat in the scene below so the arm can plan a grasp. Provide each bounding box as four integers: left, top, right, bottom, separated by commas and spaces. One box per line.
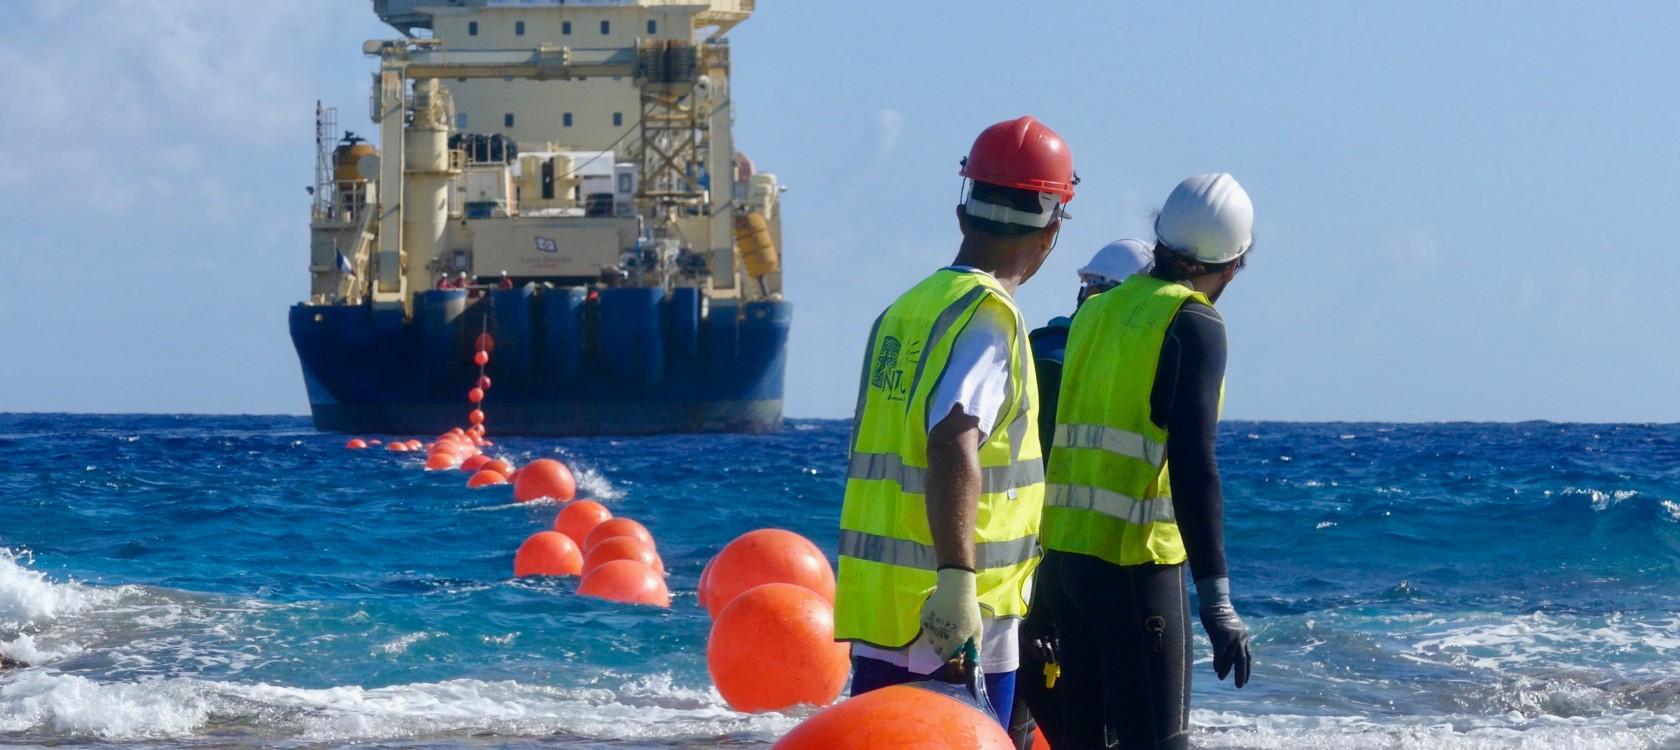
959, 116, 1076, 202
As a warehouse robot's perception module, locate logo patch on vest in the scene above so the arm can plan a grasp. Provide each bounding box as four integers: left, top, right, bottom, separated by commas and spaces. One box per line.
871, 336, 910, 401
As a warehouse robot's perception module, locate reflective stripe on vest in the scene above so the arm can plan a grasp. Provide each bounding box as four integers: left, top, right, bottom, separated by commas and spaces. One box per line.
1041, 276, 1212, 568
847, 451, 1045, 495
1045, 484, 1175, 525
835, 268, 1045, 649
839, 529, 1039, 571
1053, 423, 1166, 467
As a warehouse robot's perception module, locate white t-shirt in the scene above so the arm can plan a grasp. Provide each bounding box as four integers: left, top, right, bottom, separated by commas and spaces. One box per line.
853, 267, 1022, 674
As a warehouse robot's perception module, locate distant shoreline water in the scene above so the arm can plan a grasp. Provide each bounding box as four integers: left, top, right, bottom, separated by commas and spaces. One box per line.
2, 415, 1676, 748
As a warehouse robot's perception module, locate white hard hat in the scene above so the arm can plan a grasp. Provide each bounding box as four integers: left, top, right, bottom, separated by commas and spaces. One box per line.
1154, 173, 1253, 264
1078, 238, 1154, 285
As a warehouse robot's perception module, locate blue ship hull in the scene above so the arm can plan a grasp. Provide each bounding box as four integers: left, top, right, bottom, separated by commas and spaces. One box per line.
290, 287, 791, 436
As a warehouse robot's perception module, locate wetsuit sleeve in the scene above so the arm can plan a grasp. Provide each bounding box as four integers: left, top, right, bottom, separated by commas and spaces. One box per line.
1150, 301, 1228, 582
1030, 329, 1065, 464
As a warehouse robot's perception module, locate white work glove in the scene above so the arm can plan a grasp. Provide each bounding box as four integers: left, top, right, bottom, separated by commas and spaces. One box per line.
920, 567, 983, 662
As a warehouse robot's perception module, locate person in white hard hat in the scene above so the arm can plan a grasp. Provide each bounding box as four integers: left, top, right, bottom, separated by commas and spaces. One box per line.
1036, 174, 1257, 749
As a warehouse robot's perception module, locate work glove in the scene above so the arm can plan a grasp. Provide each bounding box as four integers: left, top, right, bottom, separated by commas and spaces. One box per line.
920, 567, 983, 662
1196, 576, 1252, 688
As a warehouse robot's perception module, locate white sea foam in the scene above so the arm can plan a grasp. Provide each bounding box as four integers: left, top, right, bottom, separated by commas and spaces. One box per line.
573, 465, 623, 501
373, 631, 434, 656
1659, 499, 1680, 524
0, 671, 800, 742
1191, 709, 1680, 750
0, 549, 125, 630
1405, 611, 1680, 676
1562, 486, 1640, 511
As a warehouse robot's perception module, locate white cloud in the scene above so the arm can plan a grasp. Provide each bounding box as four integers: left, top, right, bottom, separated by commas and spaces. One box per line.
875, 108, 904, 154
1379, 227, 1441, 270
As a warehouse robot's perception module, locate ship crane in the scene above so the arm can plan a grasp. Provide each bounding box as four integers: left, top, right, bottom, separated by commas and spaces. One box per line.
362, 37, 715, 314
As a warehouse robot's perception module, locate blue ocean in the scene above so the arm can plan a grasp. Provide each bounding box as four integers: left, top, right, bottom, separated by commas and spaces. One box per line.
1, 414, 1677, 748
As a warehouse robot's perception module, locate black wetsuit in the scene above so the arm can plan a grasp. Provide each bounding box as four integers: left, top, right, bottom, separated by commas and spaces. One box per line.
1033, 300, 1229, 750
1015, 317, 1071, 747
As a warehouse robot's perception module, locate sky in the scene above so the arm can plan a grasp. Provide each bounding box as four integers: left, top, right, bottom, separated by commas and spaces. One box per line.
1, 1, 1676, 422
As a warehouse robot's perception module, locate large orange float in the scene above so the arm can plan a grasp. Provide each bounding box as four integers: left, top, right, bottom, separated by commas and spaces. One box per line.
513, 458, 576, 502
707, 583, 848, 713
702, 529, 834, 617
771, 684, 1013, 749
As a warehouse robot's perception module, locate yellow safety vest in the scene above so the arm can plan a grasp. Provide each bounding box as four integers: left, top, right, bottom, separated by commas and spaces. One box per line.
835, 268, 1044, 649
1040, 276, 1213, 567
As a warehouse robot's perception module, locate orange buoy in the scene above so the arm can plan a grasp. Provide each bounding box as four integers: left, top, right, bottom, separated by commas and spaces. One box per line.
346, 438, 368, 449
405, 439, 424, 450
468, 409, 485, 425
478, 375, 492, 390
369, 439, 383, 445
475, 332, 495, 353
708, 583, 849, 712
703, 529, 835, 618
424, 452, 459, 471
467, 469, 509, 488
474, 350, 490, 366
429, 443, 471, 459
554, 500, 613, 547
460, 454, 492, 473
386, 441, 412, 453
577, 559, 670, 607
513, 458, 576, 503
584, 517, 653, 553
467, 387, 485, 404
771, 684, 1013, 750
483, 458, 515, 477
697, 555, 716, 610
583, 536, 664, 575
513, 531, 583, 577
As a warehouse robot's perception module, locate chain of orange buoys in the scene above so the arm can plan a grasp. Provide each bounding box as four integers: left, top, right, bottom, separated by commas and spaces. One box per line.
340, 343, 994, 744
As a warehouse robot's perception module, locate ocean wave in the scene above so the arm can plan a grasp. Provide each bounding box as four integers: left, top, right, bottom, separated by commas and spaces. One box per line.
1406, 611, 1680, 676
1191, 709, 1680, 750
573, 465, 623, 501
0, 549, 128, 630
0, 671, 799, 742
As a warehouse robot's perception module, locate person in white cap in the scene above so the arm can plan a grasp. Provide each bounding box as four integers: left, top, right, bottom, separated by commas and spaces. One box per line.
1036, 174, 1256, 749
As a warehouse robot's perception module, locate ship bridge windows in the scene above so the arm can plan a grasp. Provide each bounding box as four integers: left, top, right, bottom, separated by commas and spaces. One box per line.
505, 113, 515, 128
647, 19, 657, 34
468, 21, 478, 35
613, 112, 623, 127
601, 20, 610, 35
563, 21, 572, 35
516, 20, 525, 35
563, 113, 573, 128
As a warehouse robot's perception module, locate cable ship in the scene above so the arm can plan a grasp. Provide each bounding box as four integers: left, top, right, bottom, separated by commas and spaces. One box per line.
290, 0, 790, 435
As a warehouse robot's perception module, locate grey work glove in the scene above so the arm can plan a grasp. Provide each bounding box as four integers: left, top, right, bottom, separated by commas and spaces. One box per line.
1196, 576, 1252, 688
920, 567, 983, 662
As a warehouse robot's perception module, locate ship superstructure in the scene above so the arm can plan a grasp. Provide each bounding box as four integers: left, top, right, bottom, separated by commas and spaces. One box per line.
291, 0, 791, 435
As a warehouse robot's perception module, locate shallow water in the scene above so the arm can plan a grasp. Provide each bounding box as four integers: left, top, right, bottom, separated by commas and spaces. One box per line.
1, 415, 1677, 748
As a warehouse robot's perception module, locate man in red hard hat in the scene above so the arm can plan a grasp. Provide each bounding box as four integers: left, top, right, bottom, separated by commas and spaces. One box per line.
836, 116, 1076, 728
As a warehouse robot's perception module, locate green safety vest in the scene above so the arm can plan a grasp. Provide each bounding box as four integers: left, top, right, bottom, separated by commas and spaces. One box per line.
1040, 276, 1213, 567
835, 268, 1045, 649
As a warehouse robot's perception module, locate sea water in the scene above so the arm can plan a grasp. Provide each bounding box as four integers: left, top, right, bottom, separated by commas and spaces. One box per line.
1, 414, 1677, 748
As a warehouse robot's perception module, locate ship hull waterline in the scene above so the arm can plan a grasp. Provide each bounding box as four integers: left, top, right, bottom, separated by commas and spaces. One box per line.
290, 287, 791, 437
